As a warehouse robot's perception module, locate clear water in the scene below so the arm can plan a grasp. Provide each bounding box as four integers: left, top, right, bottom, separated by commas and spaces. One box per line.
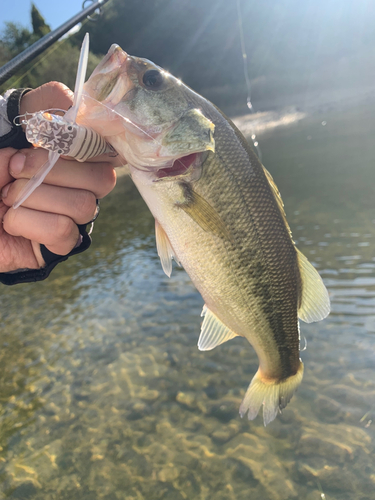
0, 103, 374, 500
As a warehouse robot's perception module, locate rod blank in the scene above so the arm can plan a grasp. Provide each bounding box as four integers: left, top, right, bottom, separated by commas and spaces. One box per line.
0, 0, 109, 87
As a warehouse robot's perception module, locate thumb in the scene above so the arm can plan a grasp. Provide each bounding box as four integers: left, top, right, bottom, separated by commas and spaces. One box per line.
0, 148, 17, 189
20, 81, 74, 116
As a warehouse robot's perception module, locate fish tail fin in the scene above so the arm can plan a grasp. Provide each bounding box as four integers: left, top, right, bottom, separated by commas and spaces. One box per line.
239, 362, 304, 426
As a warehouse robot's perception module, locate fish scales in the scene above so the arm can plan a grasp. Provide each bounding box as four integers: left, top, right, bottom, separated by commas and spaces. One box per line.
157, 104, 301, 380
80, 45, 330, 424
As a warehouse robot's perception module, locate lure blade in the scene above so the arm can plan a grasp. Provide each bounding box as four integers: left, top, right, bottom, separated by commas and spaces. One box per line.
67, 32, 89, 123
13, 151, 60, 209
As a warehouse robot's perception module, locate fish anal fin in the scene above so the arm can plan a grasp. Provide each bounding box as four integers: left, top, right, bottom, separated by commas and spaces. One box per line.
297, 248, 330, 323
198, 305, 239, 351
239, 362, 304, 426
155, 220, 180, 277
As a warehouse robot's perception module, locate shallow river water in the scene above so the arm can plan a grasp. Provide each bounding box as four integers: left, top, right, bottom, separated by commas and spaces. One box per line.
0, 102, 375, 500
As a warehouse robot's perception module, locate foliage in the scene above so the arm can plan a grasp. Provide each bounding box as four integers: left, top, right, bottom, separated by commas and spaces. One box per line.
0, 22, 36, 60
31, 3, 51, 38
1, 41, 102, 93
0, 5, 102, 94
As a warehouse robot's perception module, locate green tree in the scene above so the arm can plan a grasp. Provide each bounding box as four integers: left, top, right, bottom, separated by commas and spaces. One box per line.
0, 36, 102, 93
0, 22, 34, 58
0, 5, 102, 93
31, 3, 51, 38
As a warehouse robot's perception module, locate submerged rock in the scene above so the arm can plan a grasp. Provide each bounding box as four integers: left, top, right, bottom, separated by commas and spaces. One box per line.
225, 433, 298, 500
314, 395, 345, 422
211, 423, 240, 444
298, 462, 356, 493
157, 466, 180, 482
297, 433, 353, 464
295, 420, 373, 495
208, 399, 240, 423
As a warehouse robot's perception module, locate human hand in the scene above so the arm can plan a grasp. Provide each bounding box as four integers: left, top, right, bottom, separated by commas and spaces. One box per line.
0, 82, 117, 274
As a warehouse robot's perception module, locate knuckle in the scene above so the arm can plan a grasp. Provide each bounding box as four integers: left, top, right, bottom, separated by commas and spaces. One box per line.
96, 164, 117, 197
3, 208, 19, 236
0, 147, 17, 165
73, 190, 97, 220
4, 179, 30, 206
43, 81, 73, 108
12, 149, 47, 178
0, 148, 17, 185
44, 80, 71, 97
45, 80, 68, 92
54, 214, 76, 242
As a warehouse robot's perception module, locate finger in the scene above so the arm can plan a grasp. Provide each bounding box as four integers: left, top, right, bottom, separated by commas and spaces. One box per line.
2, 180, 98, 225
3, 206, 80, 258
0, 148, 17, 189
85, 152, 125, 168
20, 82, 73, 117
9, 149, 117, 199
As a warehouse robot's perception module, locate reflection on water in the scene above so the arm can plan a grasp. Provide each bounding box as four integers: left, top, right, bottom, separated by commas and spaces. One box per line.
1, 102, 375, 500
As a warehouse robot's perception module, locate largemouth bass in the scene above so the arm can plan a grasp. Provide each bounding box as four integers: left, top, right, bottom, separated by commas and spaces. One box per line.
78, 45, 330, 425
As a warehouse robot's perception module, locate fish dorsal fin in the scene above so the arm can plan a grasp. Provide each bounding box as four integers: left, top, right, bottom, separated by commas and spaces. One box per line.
155, 220, 180, 277
297, 249, 330, 323
198, 305, 239, 351
262, 166, 292, 237
262, 166, 330, 323
262, 166, 285, 216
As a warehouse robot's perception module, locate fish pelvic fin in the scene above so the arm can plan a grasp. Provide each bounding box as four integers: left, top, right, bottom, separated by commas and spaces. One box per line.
297, 249, 330, 323
155, 220, 180, 277
198, 305, 239, 351
239, 362, 304, 426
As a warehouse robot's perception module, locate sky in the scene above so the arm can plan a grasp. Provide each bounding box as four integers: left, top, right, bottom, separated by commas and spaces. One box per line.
1, 0, 94, 32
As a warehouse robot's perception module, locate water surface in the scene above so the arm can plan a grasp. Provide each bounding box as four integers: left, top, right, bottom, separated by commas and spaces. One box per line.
0, 102, 374, 500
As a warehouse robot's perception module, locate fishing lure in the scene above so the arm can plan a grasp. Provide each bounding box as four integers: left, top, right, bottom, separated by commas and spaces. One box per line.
19, 109, 114, 161
14, 33, 115, 208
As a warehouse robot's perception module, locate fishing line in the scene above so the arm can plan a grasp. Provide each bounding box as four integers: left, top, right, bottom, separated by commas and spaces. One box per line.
236, 0, 262, 162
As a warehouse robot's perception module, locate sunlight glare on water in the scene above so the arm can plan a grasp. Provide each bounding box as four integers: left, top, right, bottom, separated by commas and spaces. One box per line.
0, 102, 375, 499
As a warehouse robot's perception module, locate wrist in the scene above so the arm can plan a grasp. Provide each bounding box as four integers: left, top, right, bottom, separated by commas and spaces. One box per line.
0, 89, 33, 150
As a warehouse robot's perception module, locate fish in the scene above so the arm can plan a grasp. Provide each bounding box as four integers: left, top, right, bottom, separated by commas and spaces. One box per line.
78, 44, 330, 425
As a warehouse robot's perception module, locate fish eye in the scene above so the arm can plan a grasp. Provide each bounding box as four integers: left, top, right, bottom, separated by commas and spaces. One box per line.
142, 69, 164, 90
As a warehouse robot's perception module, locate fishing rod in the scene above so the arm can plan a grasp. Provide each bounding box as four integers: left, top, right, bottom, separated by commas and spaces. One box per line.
0, 0, 110, 87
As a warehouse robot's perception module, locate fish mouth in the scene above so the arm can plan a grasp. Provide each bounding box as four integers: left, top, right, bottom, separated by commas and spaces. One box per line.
156, 153, 198, 178
92, 44, 128, 77
154, 152, 208, 182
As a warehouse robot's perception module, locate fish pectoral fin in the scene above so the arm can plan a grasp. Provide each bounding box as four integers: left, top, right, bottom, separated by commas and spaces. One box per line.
297, 248, 330, 323
177, 184, 230, 240
155, 220, 180, 277
198, 305, 239, 351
